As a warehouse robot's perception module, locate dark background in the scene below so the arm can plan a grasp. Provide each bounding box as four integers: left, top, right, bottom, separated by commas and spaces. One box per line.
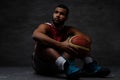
0, 0, 120, 67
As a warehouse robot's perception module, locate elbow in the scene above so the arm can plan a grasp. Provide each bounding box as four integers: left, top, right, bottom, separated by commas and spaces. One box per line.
32, 31, 38, 41
32, 31, 43, 42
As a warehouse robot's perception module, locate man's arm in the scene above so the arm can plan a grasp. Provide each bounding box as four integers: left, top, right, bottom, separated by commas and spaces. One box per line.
32, 24, 77, 53
68, 26, 92, 43
32, 24, 61, 47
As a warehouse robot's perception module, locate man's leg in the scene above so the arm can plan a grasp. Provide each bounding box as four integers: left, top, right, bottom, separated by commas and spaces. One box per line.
33, 47, 82, 79
43, 48, 66, 70
77, 52, 111, 77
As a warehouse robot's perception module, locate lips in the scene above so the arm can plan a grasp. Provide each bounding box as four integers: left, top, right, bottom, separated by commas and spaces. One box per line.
55, 18, 60, 21
54, 18, 61, 22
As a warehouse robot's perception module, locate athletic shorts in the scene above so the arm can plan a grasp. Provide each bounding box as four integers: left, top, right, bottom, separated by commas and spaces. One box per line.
32, 52, 62, 75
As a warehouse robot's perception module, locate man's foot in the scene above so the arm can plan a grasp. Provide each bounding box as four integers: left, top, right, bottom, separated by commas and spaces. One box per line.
64, 61, 82, 79
81, 61, 111, 77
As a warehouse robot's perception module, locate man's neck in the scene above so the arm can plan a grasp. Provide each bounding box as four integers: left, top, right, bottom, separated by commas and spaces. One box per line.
52, 23, 64, 30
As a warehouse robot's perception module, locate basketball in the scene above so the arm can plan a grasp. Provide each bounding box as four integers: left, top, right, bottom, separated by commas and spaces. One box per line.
68, 35, 90, 52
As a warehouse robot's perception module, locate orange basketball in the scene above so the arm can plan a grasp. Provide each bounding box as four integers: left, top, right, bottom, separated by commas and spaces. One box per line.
68, 35, 90, 52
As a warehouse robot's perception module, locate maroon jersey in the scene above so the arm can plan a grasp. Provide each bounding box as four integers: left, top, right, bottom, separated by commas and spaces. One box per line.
45, 22, 68, 42
34, 22, 70, 53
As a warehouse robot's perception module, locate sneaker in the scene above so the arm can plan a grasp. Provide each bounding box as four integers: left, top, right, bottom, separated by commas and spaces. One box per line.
64, 61, 82, 79
81, 61, 111, 77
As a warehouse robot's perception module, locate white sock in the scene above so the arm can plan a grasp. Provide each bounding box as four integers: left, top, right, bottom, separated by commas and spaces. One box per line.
84, 57, 93, 64
55, 56, 66, 70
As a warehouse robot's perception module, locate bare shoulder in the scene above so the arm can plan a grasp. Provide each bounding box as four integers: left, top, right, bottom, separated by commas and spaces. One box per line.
65, 25, 81, 33
36, 23, 49, 30
37, 23, 50, 30
34, 23, 50, 33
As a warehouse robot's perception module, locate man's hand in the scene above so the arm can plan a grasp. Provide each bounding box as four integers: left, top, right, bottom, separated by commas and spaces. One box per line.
59, 40, 78, 55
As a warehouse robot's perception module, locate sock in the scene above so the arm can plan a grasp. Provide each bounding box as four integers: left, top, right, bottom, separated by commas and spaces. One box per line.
84, 57, 93, 64
55, 56, 66, 70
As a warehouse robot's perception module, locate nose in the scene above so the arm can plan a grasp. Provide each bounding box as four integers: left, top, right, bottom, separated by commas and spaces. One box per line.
56, 13, 60, 17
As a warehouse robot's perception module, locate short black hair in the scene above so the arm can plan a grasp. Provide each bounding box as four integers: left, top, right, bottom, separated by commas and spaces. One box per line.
56, 4, 69, 16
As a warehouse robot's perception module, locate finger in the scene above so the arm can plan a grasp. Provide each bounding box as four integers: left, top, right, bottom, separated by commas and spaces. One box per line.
69, 46, 79, 53
68, 47, 78, 55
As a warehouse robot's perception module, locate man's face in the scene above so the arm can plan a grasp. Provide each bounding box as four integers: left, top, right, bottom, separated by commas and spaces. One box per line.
52, 7, 68, 25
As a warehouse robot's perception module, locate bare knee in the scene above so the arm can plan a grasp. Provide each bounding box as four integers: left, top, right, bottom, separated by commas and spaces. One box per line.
45, 48, 55, 53
43, 48, 61, 61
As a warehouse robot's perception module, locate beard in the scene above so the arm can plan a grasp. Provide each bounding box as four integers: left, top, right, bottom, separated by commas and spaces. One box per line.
52, 18, 65, 27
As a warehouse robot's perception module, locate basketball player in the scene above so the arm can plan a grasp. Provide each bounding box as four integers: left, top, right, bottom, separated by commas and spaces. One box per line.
32, 4, 110, 79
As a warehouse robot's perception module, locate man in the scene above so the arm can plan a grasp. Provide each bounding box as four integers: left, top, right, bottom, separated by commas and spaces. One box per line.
32, 4, 110, 79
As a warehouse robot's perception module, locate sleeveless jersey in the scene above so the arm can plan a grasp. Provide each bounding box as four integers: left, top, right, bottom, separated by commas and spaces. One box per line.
34, 22, 70, 50
33, 22, 72, 62
45, 22, 68, 42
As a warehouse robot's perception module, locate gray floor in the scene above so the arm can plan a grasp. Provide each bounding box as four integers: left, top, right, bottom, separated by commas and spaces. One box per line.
0, 66, 119, 80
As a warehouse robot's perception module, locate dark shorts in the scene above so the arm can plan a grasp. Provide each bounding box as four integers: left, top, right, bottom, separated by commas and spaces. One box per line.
32, 52, 62, 75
